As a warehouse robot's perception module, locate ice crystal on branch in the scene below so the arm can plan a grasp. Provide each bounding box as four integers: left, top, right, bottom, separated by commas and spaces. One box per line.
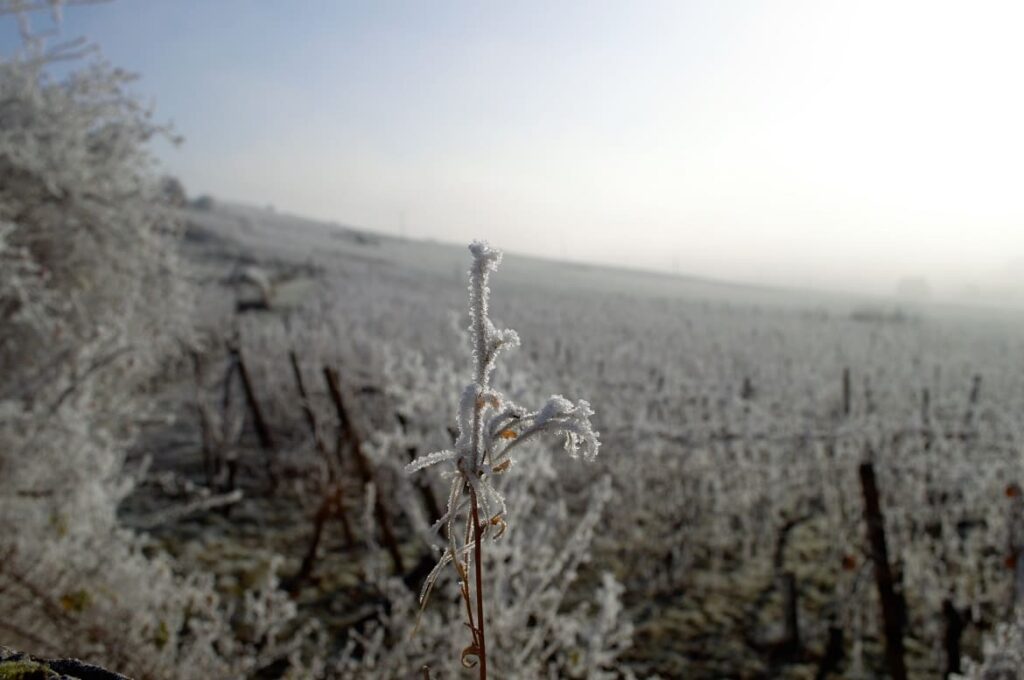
408, 240, 600, 513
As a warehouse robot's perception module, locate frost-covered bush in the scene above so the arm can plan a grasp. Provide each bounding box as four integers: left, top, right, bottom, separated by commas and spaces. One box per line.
0, 5, 314, 677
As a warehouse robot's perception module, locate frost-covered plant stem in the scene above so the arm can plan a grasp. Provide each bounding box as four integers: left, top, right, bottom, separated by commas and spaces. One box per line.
407, 242, 601, 677
462, 245, 497, 678
470, 486, 487, 679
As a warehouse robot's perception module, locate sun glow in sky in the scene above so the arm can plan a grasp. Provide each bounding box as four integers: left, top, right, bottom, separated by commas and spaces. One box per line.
7, 1, 1024, 297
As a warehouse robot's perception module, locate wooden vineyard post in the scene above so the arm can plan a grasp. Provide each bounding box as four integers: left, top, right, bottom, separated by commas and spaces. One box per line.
324, 365, 405, 574
291, 485, 350, 592
859, 461, 907, 680
921, 388, 933, 450
189, 350, 216, 487
232, 346, 275, 451
969, 373, 982, 407
290, 351, 327, 469
942, 599, 966, 678
227, 341, 277, 489
217, 351, 240, 494
741, 376, 755, 401
964, 374, 982, 430
814, 626, 844, 680
771, 513, 810, 660
289, 351, 354, 549
842, 367, 851, 417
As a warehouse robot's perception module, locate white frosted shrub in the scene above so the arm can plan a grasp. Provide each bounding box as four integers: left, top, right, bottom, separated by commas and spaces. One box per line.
0, 8, 314, 677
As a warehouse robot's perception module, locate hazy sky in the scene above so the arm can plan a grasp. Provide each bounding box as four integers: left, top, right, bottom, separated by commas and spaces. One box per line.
6, 1, 1024, 296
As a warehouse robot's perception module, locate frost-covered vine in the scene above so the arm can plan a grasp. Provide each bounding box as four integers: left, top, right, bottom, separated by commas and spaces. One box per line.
406, 242, 602, 677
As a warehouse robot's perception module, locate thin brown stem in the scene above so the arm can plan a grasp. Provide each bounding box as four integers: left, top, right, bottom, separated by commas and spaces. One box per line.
470, 486, 488, 680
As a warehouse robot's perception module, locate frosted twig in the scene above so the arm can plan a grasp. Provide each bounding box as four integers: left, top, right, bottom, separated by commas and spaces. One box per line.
406, 241, 601, 678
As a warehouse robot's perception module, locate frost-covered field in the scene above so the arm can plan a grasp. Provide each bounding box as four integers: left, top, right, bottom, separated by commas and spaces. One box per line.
123, 200, 1024, 678
8, 2, 1024, 676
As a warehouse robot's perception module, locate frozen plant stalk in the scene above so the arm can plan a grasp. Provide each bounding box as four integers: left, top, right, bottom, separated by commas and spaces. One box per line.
407, 241, 601, 678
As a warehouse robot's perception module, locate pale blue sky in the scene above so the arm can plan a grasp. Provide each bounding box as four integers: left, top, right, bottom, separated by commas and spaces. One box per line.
6, 1, 1024, 297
